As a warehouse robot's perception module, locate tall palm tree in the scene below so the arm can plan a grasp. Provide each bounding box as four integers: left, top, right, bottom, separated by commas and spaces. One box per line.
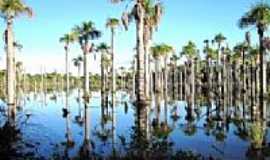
111, 0, 159, 105
214, 33, 226, 96
234, 42, 249, 93
106, 18, 119, 106
181, 41, 198, 119
59, 33, 76, 95
73, 21, 101, 100
203, 40, 217, 98
143, 0, 163, 99
151, 44, 173, 95
239, 2, 270, 119
160, 44, 173, 98
60, 33, 76, 119
0, 0, 33, 122
170, 54, 179, 99
96, 42, 110, 95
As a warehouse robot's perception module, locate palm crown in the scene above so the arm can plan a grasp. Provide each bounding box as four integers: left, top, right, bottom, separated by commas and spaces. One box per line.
106, 18, 120, 30
239, 2, 270, 31
0, 0, 33, 20
73, 21, 102, 47
151, 43, 173, 59
181, 41, 198, 59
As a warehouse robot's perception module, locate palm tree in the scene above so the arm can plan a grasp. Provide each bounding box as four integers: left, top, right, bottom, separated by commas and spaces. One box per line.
60, 33, 76, 119
96, 43, 110, 95
214, 33, 226, 97
143, 0, 163, 99
239, 2, 270, 118
0, 0, 33, 122
234, 42, 249, 93
160, 44, 173, 98
181, 41, 198, 119
72, 55, 83, 87
59, 32, 76, 94
203, 40, 217, 98
170, 54, 179, 99
151, 44, 173, 96
106, 18, 120, 106
111, 0, 159, 105
73, 21, 101, 100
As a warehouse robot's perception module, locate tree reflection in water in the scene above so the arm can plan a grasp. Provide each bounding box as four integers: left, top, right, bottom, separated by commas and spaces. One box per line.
1, 89, 270, 159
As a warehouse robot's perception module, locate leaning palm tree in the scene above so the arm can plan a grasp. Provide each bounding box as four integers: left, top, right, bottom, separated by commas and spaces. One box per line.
73, 21, 101, 100
106, 18, 120, 106
0, 0, 33, 122
239, 2, 270, 117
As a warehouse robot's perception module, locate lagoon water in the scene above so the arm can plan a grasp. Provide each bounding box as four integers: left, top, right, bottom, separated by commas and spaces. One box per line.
0, 89, 269, 159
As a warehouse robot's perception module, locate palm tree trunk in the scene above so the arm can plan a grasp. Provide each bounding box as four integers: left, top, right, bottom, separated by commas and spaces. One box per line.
83, 44, 90, 98
191, 59, 195, 111
218, 45, 222, 98
180, 68, 183, 100
208, 58, 212, 98
143, 26, 150, 100
65, 46, 70, 110
258, 28, 266, 119
154, 59, 160, 93
184, 64, 187, 100
84, 102, 90, 143
78, 63, 81, 87
101, 54, 105, 95
136, 1, 146, 105
111, 28, 116, 106
65, 94, 73, 145
6, 19, 16, 122
132, 59, 136, 99
164, 56, 168, 99
223, 55, 227, 99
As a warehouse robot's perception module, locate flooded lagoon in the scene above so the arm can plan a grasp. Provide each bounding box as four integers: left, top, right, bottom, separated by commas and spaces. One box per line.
0, 89, 269, 160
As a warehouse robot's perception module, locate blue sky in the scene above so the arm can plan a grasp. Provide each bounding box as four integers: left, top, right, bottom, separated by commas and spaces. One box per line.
0, 0, 265, 74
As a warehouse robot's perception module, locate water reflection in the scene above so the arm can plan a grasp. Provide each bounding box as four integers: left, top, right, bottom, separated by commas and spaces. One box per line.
0, 88, 270, 159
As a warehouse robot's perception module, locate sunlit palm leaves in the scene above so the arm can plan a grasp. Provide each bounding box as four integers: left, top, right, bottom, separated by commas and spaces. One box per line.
239, 2, 270, 30
181, 41, 198, 59
0, 0, 33, 19
151, 43, 173, 59
59, 32, 76, 48
106, 18, 120, 30
72, 21, 102, 51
